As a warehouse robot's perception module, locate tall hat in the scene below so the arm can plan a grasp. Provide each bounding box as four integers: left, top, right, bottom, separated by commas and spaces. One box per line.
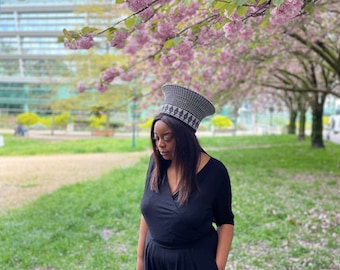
160, 83, 215, 131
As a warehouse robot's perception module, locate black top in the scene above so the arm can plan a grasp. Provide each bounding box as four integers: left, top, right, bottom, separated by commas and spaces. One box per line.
141, 155, 234, 247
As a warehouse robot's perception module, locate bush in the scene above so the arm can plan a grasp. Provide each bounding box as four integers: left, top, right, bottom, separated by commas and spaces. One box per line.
139, 118, 153, 129
211, 115, 233, 128
16, 112, 41, 126
39, 112, 71, 128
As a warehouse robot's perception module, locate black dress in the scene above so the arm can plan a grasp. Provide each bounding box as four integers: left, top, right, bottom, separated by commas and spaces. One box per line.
140, 156, 234, 270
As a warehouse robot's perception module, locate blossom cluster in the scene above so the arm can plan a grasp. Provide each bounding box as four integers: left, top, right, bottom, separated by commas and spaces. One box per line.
65, 0, 315, 94
64, 35, 94, 50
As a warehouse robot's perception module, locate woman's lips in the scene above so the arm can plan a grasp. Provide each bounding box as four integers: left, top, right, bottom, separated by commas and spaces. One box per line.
159, 151, 169, 157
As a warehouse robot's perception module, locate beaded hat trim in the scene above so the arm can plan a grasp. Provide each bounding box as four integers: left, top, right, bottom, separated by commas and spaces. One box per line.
160, 84, 215, 131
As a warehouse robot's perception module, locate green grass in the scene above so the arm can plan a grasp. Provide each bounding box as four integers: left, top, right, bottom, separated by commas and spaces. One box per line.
0, 135, 339, 269
0, 134, 150, 155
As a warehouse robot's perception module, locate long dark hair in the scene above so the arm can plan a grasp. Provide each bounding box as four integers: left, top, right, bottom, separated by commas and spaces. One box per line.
150, 114, 203, 205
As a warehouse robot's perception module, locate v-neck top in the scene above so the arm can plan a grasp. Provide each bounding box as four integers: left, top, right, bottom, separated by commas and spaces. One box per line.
140, 155, 234, 247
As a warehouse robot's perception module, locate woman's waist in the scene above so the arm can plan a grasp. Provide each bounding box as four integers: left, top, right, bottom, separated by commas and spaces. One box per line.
147, 228, 217, 250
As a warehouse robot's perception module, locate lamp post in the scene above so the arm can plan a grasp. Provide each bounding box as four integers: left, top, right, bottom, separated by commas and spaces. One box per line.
132, 85, 137, 148
269, 106, 274, 134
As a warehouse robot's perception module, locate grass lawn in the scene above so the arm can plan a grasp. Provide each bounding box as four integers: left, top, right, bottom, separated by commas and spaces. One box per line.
0, 134, 151, 156
0, 135, 339, 269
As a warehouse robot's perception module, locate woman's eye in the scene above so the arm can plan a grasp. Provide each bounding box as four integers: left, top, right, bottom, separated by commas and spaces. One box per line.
163, 136, 172, 142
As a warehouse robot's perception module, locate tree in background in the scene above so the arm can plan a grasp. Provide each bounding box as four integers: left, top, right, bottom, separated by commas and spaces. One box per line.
62, 0, 340, 148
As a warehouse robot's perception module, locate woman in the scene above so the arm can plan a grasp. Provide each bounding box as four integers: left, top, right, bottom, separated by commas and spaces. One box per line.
136, 84, 234, 270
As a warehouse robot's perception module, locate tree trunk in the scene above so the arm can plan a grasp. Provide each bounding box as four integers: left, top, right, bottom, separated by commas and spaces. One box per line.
311, 100, 325, 148
106, 111, 110, 130
51, 111, 55, 136
287, 110, 297, 134
297, 109, 306, 140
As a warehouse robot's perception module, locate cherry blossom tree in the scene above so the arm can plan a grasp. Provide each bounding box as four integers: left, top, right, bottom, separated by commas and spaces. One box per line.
62, 0, 340, 148
63, 0, 319, 92
255, 0, 340, 147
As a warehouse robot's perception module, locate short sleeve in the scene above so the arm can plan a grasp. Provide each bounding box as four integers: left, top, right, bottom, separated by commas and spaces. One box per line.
212, 160, 234, 226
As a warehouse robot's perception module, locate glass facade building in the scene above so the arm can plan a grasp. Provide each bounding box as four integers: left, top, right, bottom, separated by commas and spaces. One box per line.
0, 0, 110, 114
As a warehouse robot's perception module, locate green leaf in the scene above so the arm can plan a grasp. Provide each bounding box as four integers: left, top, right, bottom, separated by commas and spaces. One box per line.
225, 3, 238, 16
260, 18, 269, 28
236, 0, 247, 6
183, 0, 192, 6
81, 26, 98, 35
191, 24, 201, 35
213, 22, 221, 30
272, 0, 284, 7
63, 28, 71, 40
257, 0, 267, 5
236, 6, 248, 17
214, 1, 227, 10
174, 37, 183, 45
173, 7, 179, 16
304, 2, 315, 14
135, 16, 143, 26
125, 16, 135, 28
163, 38, 175, 49
106, 27, 117, 40
115, 0, 125, 4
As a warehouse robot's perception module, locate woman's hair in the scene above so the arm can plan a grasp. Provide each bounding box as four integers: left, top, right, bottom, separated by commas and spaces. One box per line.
150, 114, 203, 205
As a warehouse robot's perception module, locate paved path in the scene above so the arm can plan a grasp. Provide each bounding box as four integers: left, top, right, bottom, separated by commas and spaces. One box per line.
0, 151, 149, 212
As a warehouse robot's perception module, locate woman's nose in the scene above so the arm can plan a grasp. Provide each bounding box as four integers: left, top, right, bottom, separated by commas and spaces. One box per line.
157, 138, 165, 148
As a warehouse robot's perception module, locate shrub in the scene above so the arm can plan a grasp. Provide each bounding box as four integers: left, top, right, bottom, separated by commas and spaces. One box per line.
139, 118, 153, 129
16, 112, 41, 126
211, 115, 233, 128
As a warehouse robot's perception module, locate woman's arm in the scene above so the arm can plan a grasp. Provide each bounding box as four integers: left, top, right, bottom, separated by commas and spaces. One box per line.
136, 215, 148, 270
216, 224, 234, 270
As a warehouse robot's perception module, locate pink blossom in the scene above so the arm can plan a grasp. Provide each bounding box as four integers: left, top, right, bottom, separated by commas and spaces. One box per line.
126, 0, 156, 20
197, 26, 221, 45
202, 69, 213, 80
75, 35, 94, 49
139, 7, 154, 20
101, 67, 120, 84
125, 40, 139, 54
126, 0, 151, 12
108, 30, 129, 49
161, 72, 172, 82
172, 40, 194, 62
135, 30, 149, 45
77, 81, 86, 93
64, 35, 94, 50
120, 71, 134, 81
220, 49, 234, 62
198, 56, 209, 65
239, 27, 253, 40
172, 60, 181, 69
64, 40, 77, 50
160, 52, 177, 66
223, 20, 244, 39
185, 2, 199, 17
169, 4, 186, 23
183, 73, 192, 83
94, 82, 109, 93
270, 0, 304, 26
157, 21, 175, 39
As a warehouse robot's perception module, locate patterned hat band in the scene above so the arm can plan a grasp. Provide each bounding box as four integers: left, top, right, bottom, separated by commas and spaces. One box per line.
161, 104, 200, 131
160, 84, 215, 131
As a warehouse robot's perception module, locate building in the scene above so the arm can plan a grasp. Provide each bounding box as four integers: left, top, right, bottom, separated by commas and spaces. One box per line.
0, 0, 110, 116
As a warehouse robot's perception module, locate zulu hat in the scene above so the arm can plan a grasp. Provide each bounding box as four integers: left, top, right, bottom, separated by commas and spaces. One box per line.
160, 83, 215, 131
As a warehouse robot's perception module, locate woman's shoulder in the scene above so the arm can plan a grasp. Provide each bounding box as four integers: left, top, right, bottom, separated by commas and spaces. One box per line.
207, 156, 228, 171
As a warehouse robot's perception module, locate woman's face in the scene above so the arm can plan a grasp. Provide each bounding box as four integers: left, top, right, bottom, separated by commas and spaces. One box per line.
153, 120, 176, 160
